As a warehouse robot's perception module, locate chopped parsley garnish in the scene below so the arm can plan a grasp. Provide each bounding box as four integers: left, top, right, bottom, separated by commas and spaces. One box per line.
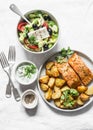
28, 35, 38, 45
55, 47, 74, 63
61, 47, 74, 57
24, 64, 36, 78
61, 89, 79, 108
17, 64, 36, 79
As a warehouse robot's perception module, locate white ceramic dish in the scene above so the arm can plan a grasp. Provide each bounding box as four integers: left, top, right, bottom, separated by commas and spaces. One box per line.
15, 60, 38, 85
21, 89, 38, 109
37, 50, 93, 112
17, 9, 59, 54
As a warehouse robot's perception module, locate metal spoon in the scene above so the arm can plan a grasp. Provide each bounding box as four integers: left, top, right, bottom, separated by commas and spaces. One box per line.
9, 4, 30, 24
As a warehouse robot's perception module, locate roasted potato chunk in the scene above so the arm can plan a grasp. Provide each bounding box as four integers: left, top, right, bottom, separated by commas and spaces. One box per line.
80, 93, 90, 102
54, 99, 61, 107
77, 86, 88, 93
52, 89, 61, 100
39, 75, 49, 84
40, 83, 49, 92
85, 86, 93, 96
48, 77, 55, 88
77, 96, 84, 106
60, 105, 66, 109
44, 88, 52, 100
51, 66, 59, 77
46, 62, 54, 70
54, 86, 60, 92
54, 98, 65, 109
61, 86, 70, 92
46, 70, 52, 77
55, 78, 65, 88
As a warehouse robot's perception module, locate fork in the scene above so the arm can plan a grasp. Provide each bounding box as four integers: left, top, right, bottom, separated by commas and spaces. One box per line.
6, 46, 16, 97
0, 52, 20, 101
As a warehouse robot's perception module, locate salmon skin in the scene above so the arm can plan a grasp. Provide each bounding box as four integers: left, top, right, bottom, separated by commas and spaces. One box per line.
55, 62, 81, 88
68, 53, 93, 85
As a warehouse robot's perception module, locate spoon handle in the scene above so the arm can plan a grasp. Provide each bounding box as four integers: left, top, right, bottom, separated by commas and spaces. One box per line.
9, 4, 30, 24
6, 81, 12, 98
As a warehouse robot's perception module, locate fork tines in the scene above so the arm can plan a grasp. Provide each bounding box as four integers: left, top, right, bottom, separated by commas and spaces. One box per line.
0, 52, 9, 68
8, 46, 16, 61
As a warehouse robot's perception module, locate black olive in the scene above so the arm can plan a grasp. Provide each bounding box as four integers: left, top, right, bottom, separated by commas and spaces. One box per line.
43, 44, 48, 51
43, 15, 51, 21
47, 28, 52, 35
32, 24, 37, 28
32, 24, 39, 30
26, 34, 29, 39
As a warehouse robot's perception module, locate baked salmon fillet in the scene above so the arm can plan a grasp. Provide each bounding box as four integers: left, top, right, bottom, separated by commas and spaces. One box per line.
56, 62, 81, 88
68, 53, 93, 85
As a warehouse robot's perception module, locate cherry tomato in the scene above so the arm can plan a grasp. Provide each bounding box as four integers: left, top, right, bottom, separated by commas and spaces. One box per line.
27, 45, 38, 49
17, 22, 27, 32
42, 22, 48, 29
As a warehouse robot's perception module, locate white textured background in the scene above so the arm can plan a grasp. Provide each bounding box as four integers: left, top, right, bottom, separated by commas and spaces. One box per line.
0, 0, 93, 130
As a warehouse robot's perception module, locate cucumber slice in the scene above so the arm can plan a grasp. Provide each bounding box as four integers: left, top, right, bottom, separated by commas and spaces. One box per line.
52, 25, 58, 32
19, 33, 25, 43
48, 43, 53, 48
38, 40, 44, 48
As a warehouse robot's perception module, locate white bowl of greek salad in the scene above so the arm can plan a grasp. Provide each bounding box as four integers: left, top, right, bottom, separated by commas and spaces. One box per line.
17, 10, 59, 54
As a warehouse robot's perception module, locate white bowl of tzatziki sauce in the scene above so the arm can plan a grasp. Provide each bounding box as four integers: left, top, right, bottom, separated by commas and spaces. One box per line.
15, 60, 38, 85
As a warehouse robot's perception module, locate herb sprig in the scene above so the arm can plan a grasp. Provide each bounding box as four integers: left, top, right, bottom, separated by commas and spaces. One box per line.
23, 64, 36, 78
55, 47, 74, 63
61, 89, 79, 108
29, 35, 38, 45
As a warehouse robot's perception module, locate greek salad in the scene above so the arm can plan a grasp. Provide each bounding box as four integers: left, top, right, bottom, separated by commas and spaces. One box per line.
17, 10, 59, 52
